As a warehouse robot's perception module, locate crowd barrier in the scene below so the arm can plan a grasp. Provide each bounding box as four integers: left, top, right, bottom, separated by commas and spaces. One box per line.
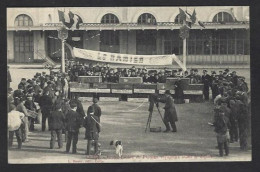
70, 76, 204, 102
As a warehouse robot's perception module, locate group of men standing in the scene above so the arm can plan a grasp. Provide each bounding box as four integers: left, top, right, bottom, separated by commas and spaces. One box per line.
8, 70, 102, 155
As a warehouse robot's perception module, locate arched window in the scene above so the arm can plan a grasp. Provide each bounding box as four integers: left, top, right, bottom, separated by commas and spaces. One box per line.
137, 13, 156, 25
174, 14, 183, 24
101, 13, 119, 24
213, 12, 234, 23
14, 14, 33, 26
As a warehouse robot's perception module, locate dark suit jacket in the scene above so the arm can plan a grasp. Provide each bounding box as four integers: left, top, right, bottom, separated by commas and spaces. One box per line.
87, 104, 101, 121
39, 95, 53, 113
49, 111, 65, 130
159, 95, 178, 122
65, 110, 82, 132
84, 114, 100, 140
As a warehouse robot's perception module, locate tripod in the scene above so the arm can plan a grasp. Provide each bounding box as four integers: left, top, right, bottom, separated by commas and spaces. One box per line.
145, 103, 164, 133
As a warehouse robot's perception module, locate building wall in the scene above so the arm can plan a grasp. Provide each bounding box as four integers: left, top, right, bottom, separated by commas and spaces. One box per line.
7, 6, 249, 27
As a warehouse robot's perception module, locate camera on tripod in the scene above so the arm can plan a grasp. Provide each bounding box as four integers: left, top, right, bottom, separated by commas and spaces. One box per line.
145, 93, 164, 133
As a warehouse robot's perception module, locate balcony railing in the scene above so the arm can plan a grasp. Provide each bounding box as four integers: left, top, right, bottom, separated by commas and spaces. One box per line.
7, 21, 249, 31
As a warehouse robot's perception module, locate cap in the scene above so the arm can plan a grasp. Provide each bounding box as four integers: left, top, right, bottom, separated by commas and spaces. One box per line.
21, 78, 26, 81
224, 69, 229, 72
212, 71, 216, 74
203, 70, 207, 72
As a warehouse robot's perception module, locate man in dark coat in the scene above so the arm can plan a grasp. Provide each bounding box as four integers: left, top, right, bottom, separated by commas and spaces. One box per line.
84, 106, 101, 155
39, 90, 53, 131
229, 100, 239, 143
13, 85, 25, 100
73, 94, 86, 119
158, 90, 178, 132
49, 103, 65, 149
202, 70, 211, 101
236, 99, 249, 150
65, 100, 82, 154
85, 98, 101, 139
174, 77, 185, 104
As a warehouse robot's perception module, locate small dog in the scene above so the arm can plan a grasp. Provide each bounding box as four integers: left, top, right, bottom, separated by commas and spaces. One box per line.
110, 140, 123, 158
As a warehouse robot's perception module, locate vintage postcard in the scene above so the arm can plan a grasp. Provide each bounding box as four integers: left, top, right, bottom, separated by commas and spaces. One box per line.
7, 6, 251, 163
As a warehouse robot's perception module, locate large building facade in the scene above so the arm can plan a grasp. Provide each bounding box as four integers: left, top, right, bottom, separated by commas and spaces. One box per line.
7, 7, 250, 65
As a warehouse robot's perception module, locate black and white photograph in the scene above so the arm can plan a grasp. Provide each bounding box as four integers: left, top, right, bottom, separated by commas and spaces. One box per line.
6, 6, 251, 163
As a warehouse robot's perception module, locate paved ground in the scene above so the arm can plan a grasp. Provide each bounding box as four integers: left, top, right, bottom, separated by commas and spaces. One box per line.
8, 101, 251, 163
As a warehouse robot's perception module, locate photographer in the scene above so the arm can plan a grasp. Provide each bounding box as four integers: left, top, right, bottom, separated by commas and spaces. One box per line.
157, 90, 178, 133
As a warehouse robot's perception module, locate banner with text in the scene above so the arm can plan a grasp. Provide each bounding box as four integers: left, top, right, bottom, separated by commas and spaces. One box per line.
73, 47, 174, 66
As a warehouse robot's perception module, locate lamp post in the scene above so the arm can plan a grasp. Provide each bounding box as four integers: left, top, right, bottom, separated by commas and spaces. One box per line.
58, 26, 68, 73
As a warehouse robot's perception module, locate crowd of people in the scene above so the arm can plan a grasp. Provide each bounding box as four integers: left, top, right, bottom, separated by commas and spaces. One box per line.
67, 61, 202, 84
7, 62, 251, 157
8, 70, 101, 155
209, 68, 251, 157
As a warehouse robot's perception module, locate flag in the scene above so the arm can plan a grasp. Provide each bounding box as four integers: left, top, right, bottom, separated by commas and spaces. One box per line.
58, 10, 74, 28
179, 8, 192, 24
58, 10, 82, 29
73, 14, 83, 29
190, 9, 205, 28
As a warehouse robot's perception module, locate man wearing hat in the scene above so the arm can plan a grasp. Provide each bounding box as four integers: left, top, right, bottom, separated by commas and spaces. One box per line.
49, 103, 65, 149
202, 70, 211, 101
84, 105, 100, 155
212, 108, 231, 157
8, 104, 24, 149
158, 90, 178, 132
18, 78, 27, 91
65, 100, 82, 154
84, 97, 101, 139
211, 71, 219, 100
194, 69, 201, 83
24, 94, 37, 131
39, 90, 53, 131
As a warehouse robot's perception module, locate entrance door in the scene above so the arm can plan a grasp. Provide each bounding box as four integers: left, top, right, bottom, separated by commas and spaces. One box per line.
14, 31, 34, 63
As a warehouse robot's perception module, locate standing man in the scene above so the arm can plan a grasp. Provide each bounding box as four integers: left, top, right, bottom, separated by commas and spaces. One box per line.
65, 100, 82, 154
85, 98, 101, 139
202, 70, 211, 101
174, 77, 185, 104
49, 103, 65, 149
158, 90, 178, 132
8, 104, 24, 149
39, 90, 53, 131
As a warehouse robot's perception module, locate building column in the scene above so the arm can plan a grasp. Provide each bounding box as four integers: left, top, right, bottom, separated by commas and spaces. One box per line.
7, 31, 14, 62
127, 30, 136, 55
34, 31, 46, 62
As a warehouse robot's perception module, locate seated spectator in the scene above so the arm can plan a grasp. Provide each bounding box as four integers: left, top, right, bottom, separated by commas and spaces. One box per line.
143, 73, 150, 83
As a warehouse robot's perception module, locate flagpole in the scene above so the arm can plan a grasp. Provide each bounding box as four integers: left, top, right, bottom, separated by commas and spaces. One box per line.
62, 40, 65, 73
183, 20, 187, 71
183, 38, 187, 71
